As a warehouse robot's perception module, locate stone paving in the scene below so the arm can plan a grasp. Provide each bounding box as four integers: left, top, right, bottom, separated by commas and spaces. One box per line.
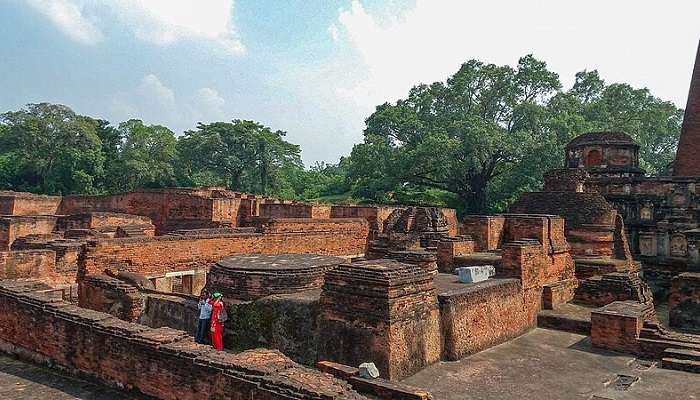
0, 354, 142, 400
403, 328, 700, 400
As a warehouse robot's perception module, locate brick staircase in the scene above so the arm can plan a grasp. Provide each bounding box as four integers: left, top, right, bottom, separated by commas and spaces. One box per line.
637, 319, 700, 373
662, 348, 700, 373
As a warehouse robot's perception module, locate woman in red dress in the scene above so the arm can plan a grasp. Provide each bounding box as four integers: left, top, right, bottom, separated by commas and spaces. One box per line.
209, 292, 225, 350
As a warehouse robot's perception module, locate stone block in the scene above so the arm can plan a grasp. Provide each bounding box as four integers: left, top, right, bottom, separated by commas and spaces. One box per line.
456, 265, 495, 283
359, 362, 380, 379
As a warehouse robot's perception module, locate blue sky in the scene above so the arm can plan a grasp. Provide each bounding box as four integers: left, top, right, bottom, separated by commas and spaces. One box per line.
2, 1, 700, 164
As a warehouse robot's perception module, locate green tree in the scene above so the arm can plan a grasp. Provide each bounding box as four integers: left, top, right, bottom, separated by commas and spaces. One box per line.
347, 60, 683, 213
283, 160, 352, 201
95, 119, 123, 192
349, 56, 562, 213
0, 103, 104, 194
112, 119, 178, 191
177, 120, 302, 195
548, 70, 683, 175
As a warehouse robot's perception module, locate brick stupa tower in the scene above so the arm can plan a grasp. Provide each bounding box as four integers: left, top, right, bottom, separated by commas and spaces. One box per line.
673, 40, 700, 176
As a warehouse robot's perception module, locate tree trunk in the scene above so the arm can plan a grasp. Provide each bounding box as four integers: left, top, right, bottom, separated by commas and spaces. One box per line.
460, 176, 489, 214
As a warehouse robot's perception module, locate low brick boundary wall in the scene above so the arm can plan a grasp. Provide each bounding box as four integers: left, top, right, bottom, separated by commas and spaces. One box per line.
438, 278, 530, 360
80, 219, 369, 278
0, 279, 367, 400
0, 250, 56, 280
78, 274, 144, 322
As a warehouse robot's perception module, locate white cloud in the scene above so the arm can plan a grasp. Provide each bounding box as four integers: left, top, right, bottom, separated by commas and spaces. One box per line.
328, 24, 340, 42
114, 0, 245, 54
327, 0, 700, 110
110, 75, 229, 133
24, 0, 244, 54
194, 87, 226, 119
25, 0, 103, 45
280, 0, 700, 164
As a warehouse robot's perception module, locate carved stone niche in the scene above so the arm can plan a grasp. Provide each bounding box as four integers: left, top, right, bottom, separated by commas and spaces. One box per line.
685, 229, 700, 267
658, 234, 668, 257
672, 193, 687, 207
639, 234, 657, 257
640, 205, 653, 221
670, 234, 688, 258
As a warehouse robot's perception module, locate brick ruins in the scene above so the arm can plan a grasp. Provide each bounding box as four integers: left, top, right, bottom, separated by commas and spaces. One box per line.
2, 45, 700, 399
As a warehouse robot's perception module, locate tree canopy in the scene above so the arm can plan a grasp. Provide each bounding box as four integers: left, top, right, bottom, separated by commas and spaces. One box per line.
345, 58, 683, 214
177, 120, 302, 195
0, 56, 683, 214
0, 103, 104, 194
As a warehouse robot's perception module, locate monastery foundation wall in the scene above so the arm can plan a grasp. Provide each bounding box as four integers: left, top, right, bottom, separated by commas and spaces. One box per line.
79, 218, 369, 278
0, 279, 366, 400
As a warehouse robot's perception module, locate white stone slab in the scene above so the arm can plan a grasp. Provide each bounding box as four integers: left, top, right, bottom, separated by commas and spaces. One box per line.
456, 265, 495, 283
358, 362, 380, 379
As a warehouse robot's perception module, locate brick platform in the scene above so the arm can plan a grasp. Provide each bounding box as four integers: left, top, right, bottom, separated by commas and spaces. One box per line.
207, 253, 345, 300
318, 259, 441, 380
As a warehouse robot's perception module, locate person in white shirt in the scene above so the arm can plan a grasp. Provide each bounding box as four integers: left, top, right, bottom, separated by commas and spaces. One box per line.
195, 289, 213, 344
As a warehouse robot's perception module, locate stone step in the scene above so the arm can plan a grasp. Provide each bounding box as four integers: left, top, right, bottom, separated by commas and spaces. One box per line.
664, 347, 700, 362
639, 327, 663, 340
637, 337, 700, 359
661, 357, 700, 374
537, 312, 591, 335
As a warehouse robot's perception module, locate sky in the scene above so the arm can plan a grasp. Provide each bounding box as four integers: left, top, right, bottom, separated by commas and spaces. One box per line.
2, 0, 700, 165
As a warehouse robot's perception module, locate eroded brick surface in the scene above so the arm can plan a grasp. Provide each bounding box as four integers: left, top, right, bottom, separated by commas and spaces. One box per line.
0, 279, 367, 400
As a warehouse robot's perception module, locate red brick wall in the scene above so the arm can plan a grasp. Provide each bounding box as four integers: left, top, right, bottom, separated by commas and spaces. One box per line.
0, 193, 61, 215
0, 216, 57, 250
591, 301, 646, 354
0, 195, 13, 215
462, 216, 505, 251
59, 213, 152, 230
500, 240, 574, 289
258, 203, 332, 219
674, 41, 700, 176
259, 203, 313, 218
436, 238, 475, 273
78, 274, 144, 322
257, 218, 365, 234
311, 205, 332, 219
330, 206, 402, 233
441, 208, 459, 236
439, 279, 532, 360
0, 250, 56, 280
0, 280, 366, 400
502, 216, 548, 246
80, 220, 369, 278
59, 191, 233, 233
211, 197, 241, 224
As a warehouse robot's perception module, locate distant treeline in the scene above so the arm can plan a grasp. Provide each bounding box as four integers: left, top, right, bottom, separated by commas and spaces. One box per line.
0, 55, 683, 214
0, 103, 349, 201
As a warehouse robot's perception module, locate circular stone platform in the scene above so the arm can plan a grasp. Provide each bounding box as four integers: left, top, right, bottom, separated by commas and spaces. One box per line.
207, 254, 346, 300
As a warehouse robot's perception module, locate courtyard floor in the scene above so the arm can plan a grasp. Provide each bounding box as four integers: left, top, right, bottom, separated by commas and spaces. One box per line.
403, 328, 700, 400
0, 354, 144, 400
2, 328, 699, 400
